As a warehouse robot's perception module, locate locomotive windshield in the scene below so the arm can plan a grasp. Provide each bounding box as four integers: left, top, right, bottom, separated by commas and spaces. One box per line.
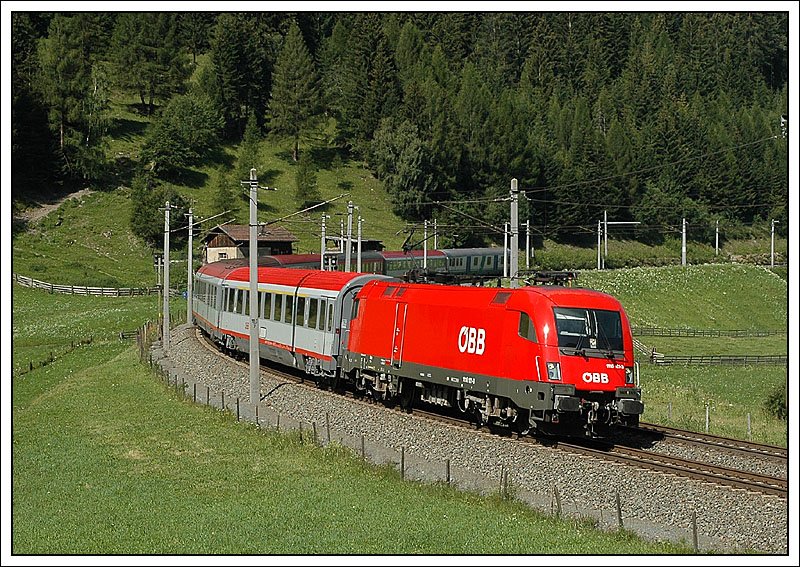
553, 307, 624, 354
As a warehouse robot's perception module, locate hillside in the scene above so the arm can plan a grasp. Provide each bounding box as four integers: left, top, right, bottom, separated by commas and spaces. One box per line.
580, 264, 788, 330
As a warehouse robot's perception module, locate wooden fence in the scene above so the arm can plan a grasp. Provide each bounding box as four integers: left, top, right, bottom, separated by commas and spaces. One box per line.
632, 326, 786, 338
13, 273, 159, 296
653, 354, 787, 366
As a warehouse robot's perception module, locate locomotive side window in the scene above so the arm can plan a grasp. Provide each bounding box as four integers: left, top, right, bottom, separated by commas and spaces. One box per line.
351, 299, 360, 319
518, 312, 538, 342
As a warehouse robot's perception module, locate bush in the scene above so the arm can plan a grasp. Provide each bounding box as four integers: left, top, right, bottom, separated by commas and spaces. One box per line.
764, 382, 787, 420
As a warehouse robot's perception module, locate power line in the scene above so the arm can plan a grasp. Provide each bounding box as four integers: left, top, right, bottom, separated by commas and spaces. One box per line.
519, 134, 780, 196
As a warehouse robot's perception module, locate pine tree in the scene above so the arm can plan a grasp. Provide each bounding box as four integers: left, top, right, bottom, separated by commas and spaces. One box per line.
269, 21, 319, 162
294, 152, 321, 209
110, 13, 188, 115
237, 111, 262, 180
38, 14, 108, 181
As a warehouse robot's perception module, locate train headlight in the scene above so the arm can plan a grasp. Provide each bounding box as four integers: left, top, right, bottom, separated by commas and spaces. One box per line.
546, 362, 561, 381
625, 367, 634, 384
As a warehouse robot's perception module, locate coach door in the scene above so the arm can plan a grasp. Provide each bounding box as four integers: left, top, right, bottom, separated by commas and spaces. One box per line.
390, 302, 408, 368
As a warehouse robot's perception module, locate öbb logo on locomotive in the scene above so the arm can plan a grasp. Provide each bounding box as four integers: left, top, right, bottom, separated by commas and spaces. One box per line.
582, 372, 610, 384
457, 326, 486, 355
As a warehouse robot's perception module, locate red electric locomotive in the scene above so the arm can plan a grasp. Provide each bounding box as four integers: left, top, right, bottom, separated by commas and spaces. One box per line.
343, 280, 643, 436
192, 263, 643, 437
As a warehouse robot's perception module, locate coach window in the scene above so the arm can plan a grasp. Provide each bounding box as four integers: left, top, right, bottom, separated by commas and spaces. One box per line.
285, 295, 294, 324
226, 288, 234, 312
264, 292, 273, 320
297, 297, 306, 327
309, 298, 318, 329
327, 303, 334, 331
241, 290, 249, 315
518, 312, 538, 342
274, 294, 283, 321
318, 300, 326, 330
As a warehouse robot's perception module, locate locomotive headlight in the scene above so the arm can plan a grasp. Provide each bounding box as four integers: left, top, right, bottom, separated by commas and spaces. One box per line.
546, 362, 561, 381
625, 367, 633, 384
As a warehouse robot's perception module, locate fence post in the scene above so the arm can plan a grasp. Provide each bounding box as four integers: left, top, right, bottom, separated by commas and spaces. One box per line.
326, 412, 331, 444
554, 486, 562, 518
747, 413, 752, 441
401, 446, 405, 480
692, 510, 699, 552
705, 403, 710, 433
446, 459, 451, 485
616, 491, 624, 530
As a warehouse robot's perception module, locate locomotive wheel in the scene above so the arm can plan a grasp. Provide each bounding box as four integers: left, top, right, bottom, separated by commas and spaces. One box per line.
399, 380, 415, 414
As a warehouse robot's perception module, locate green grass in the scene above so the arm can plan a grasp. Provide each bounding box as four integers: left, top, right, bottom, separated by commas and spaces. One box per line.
639, 365, 787, 446
12, 189, 159, 287
579, 264, 787, 330
11, 282, 179, 376
11, 288, 690, 554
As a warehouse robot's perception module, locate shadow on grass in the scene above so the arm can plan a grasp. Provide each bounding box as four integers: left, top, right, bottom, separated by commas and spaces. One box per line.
108, 117, 149, 142
310, 146, 350, 169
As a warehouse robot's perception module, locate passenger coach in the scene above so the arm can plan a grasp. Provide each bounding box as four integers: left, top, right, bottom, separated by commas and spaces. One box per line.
193, 261, 394, 380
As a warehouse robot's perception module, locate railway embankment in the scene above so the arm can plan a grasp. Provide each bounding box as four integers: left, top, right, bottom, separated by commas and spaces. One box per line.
151, 323, 788, 554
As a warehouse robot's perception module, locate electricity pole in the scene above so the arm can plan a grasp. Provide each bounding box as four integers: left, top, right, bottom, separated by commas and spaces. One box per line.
510, 179, 519, 288
185, 208, 193, 326
681, 217, 687, 266
246, 169, 260, 405
357, 216, 362, 272
345, 201, 353, 271
162, 201, 172, 352
240, 168, 275, 405
423, 220, 428, 269
320, 214, 327, 270
525, 220, 530, 270
503, 222, 509, 278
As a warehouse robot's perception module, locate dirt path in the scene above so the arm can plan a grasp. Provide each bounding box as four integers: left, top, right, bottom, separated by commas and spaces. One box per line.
16, 188, 94, 225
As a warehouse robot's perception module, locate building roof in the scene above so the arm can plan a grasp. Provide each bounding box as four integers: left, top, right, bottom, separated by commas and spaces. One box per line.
205, 224, 298, 244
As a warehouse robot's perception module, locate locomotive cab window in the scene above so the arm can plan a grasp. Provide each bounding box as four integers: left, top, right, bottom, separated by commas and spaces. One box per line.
553, 307, 623, 353
518, 312, 538, 342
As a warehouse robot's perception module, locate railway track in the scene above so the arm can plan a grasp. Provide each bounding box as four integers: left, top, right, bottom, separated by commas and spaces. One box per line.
550, 439, 788, 499
195, 328, 788, 500
629, 422, 788, 462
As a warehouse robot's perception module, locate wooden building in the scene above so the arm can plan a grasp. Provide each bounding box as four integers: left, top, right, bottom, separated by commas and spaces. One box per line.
203, 224, 298, 264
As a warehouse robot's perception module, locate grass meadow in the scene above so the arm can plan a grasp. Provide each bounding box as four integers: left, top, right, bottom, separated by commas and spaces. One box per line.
11, 285, 690, 555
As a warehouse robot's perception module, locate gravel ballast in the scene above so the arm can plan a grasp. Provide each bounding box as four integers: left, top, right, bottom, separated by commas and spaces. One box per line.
155, 324, 788, 554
